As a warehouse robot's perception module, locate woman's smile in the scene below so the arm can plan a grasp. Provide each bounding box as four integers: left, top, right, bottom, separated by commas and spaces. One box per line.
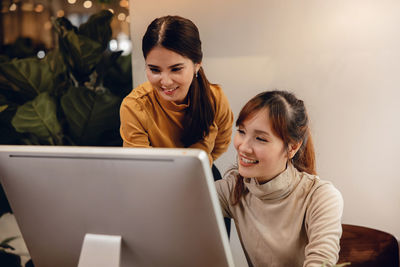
161, 86, 179, 95
239, 154, 259, 167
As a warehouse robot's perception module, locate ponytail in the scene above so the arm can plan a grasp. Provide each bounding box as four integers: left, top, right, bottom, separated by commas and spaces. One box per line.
181, 67, 215, 147
292, 129, 316, 175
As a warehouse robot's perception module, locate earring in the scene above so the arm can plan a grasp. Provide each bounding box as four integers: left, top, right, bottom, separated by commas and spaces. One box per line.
195, 72, 198, 78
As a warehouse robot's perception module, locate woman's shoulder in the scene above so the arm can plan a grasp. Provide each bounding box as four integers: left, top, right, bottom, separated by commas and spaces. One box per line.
126, 81, 154, 101
209, 83, 232, 113
221, 168, 239, 189
215, 168, 238, 195
209, 83, 224, 99
297, 170, 343, 206
121, 82, 156, 111
223, 168, 238, 181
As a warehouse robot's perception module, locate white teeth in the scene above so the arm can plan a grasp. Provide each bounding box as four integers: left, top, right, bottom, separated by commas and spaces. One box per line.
241, 157, 258, 164
161, 86, 177, 92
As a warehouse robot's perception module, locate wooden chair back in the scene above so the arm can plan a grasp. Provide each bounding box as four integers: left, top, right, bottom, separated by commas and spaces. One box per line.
338, 224, 399, 267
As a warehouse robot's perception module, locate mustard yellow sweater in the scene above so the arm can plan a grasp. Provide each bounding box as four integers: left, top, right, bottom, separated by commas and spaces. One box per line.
120, 81, 233, 163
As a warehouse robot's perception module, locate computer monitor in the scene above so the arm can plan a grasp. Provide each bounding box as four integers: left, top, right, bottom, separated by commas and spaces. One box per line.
0, 145, 234, 267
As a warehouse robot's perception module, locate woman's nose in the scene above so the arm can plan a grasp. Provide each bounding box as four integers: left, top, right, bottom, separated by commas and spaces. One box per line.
238, 138, 252, 154
160, 72, 173, 86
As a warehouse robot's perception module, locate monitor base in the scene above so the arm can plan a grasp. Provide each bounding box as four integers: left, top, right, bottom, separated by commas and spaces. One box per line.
78, 233, 121, 267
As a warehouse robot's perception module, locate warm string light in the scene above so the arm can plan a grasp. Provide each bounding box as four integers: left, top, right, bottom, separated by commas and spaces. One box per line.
34, 4, 44, 13
5, 2, 45, 13
109, 39, 118, 51
37, 50, 45, 59
9, 3, 17, 11
83, 0, 92, 9
119, 0, 129, 8
117, 13, 125, 21
5, 0, 132, 55
57, 10, 64, 17
4, 0, 130, 20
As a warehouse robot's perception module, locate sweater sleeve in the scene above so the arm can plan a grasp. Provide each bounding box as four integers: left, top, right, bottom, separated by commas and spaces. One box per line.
303, 183, 344, 267
215, 172, 236, 218
210, 86, 234, 161
119, 98, 151, 148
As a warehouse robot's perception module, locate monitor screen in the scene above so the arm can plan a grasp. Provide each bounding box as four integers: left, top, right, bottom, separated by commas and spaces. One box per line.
0, 146, 234, 267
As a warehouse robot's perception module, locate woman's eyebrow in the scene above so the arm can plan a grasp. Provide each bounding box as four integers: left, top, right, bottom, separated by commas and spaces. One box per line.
254, 129, 271, 136
146, 63, 185, 69
168, 63, 184, 68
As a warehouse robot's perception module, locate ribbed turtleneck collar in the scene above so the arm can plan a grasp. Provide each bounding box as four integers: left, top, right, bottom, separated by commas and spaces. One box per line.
153, 87, 189, 112
243, 164, 299, 200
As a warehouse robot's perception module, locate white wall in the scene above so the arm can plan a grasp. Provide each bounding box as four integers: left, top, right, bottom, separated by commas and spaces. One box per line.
130, 0, 400, 243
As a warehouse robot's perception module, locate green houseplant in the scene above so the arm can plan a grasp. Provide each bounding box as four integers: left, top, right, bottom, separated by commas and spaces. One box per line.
0, 10, 132, 266
0, 10, 132, 147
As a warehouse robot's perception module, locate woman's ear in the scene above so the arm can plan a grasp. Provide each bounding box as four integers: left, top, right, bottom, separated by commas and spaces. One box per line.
288, 141, 302, 159
195, 62, 201, 73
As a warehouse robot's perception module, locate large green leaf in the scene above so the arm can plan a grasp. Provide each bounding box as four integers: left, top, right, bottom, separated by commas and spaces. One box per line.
11, 92, 63, 145
0, 74, 29, 105
79, 10, 113, 51
0, 105, 7, 113
0, 58, 57, 100
44, 48, 69, 97
104, 54, 132, 98
45, 48, 67, 77
54, 16, 78, 33
61, 86, 121, 145
57, 28, 104, 83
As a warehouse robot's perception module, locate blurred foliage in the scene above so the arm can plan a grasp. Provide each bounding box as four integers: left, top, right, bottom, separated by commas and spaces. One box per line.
0, 10, 132, 147
0, 7, 132, 231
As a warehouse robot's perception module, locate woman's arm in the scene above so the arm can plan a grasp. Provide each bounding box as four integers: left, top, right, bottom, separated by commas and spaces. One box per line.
120, 99, 151, 147
214, 174, 235, 219
303, 183, 344, 267
210, 87, 234, 161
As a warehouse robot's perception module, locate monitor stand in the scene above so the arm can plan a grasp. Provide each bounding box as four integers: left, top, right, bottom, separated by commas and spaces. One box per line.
77, 233, 121, 267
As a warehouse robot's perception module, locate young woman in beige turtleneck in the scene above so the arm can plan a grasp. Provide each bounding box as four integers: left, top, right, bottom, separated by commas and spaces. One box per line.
216, 90, 343, 267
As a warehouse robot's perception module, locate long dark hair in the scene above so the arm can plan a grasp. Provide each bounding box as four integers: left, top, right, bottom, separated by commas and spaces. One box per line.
232, 90, 316, 205
142, 15, 215, 147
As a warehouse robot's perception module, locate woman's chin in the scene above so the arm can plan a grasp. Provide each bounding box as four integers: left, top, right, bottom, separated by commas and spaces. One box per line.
238, 168, 253, 179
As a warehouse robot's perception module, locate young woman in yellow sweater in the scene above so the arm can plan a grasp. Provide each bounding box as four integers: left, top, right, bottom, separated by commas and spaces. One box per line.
216, 91, 343, 266
119, 16, 233, 231
120, 15, 233, 164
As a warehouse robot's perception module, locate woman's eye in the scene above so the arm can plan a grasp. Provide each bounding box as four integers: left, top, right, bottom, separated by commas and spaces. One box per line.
256, 137, 267, 142
150, 68, 160, 73
237, 129, 245, 135
171, 67, 183, 72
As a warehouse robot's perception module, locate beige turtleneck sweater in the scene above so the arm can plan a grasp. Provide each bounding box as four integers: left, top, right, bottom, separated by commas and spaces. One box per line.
215, 164, 343, 267
119, 81, 233, 163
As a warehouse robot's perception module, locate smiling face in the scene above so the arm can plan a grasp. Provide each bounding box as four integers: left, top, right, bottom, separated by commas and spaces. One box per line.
145, 46, 200, 104
234, 108, 290, 183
